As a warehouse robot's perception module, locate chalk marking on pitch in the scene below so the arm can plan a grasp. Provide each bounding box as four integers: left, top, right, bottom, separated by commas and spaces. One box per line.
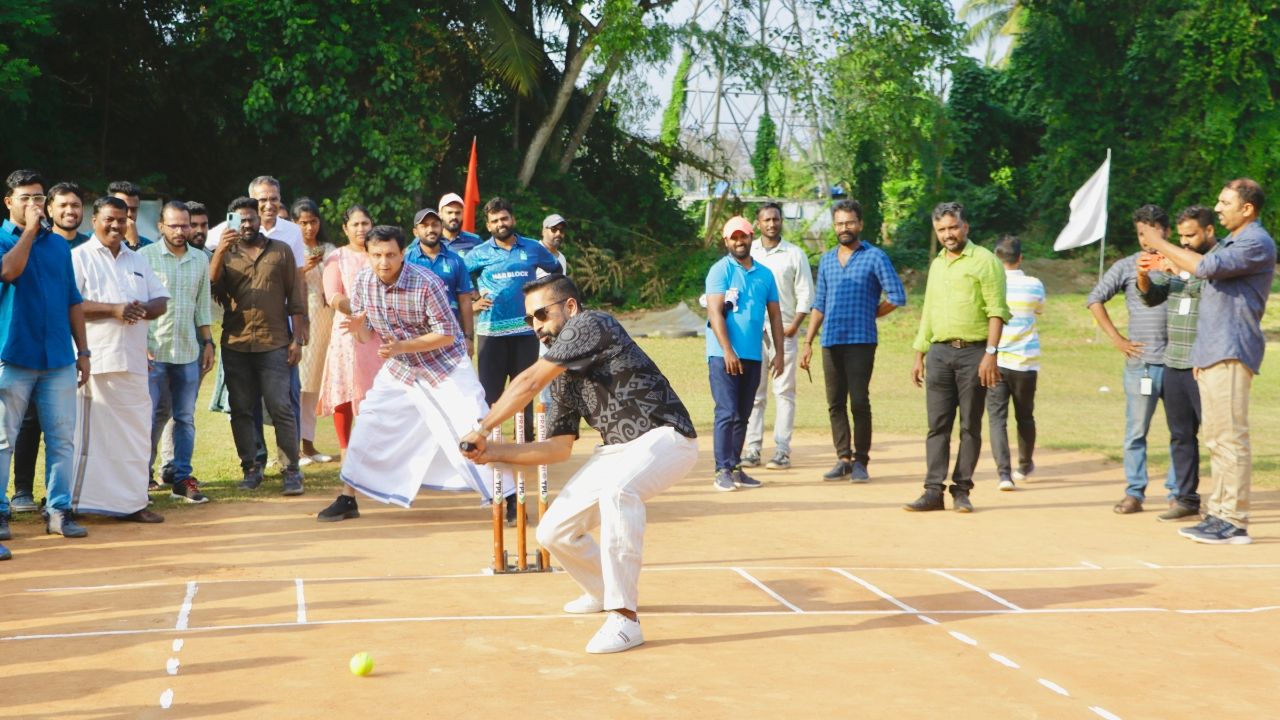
827, 568, 919, 613
24, 581, 165, 593
989, 652, 1019, 669
928, 570, 1024, 611
295, 579, 308, 624
1038, 678, 1070, 696
175, 582, 198, 631
1090, 706, 1123, 719
1080, 561, 1101, 569
948, 631, 978, 646
733, 568, 804, 613
160, 688, 174, 709
1138, 561, 1162, 569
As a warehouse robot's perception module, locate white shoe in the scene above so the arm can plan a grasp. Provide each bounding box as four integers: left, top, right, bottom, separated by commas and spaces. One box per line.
1012, 464, 1034, 482
585, 612, 644, 654
998, 479, 1015, 492
310, 453, 336, 463
298, 456, 314, 467
563, 593, 605, 614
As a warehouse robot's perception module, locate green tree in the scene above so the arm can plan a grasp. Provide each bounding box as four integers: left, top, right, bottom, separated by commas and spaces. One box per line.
752, 110, 779, 196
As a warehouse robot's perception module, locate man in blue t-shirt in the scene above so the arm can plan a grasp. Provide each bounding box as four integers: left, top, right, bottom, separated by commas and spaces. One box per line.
0, 169, 94, 554
438, 192, 483, 257
406, 207, 474, 354
705, 216, 783, 492
464, 197, 561, 492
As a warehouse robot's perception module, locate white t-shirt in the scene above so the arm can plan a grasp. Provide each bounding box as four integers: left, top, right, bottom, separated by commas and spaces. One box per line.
207, 216, 307, 268
73, 237, 171, 376
536, 248, 568, 279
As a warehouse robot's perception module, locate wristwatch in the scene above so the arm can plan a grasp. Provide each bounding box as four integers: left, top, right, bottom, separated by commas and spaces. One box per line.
77, 349, 92, 358
984, 345, 998, 355
200, 339, 215, 348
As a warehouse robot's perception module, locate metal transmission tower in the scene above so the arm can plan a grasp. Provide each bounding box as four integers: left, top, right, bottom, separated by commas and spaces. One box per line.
671, 0, 831, 200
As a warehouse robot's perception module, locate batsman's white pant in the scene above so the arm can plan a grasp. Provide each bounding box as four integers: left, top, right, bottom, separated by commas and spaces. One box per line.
746, 334, 798, 457
536, 426, 698, 612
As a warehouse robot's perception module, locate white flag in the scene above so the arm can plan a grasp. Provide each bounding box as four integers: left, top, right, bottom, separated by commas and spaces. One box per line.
1053, 149, 1111, 251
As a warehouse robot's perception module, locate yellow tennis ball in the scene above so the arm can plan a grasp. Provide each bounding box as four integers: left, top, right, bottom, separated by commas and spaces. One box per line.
349, 652, 374, 676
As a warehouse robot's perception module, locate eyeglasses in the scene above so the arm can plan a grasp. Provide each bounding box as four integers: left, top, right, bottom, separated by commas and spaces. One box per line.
12, 194, 46, 205
834, 221, 860, 229
524, 298, 569, 326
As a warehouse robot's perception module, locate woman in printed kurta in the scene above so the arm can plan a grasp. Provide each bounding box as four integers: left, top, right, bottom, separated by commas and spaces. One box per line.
292, 198, 338, 463
316, 205, 383, 455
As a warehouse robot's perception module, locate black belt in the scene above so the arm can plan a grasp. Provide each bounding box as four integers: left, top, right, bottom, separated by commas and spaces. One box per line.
935, 339, 983, 349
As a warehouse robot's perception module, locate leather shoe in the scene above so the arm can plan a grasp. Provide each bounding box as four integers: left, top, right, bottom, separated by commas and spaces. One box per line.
903, 490, 945, 512
122, 509, 165, 523
952, 492, 974, 513
1113, 496, 1143, 514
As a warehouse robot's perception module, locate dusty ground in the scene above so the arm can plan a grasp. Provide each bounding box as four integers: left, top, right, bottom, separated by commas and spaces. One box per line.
2, 431, 1278, 719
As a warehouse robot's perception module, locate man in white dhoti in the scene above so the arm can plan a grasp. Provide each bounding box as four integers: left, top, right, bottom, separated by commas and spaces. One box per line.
316, 225, 494, 522
70, 196, 169, 522
460, 273, 699, 654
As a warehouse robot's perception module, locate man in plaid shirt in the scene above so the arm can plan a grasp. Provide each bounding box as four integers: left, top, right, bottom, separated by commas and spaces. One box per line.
316, 225, 495, 522
1138, 205, 1217, 522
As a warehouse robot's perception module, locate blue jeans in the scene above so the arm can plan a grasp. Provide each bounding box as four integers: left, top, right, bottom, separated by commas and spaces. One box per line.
0, 363, 77, 513
1122, 359, 1176, 501
709, 357, 762, 471
149, 360, 201, 479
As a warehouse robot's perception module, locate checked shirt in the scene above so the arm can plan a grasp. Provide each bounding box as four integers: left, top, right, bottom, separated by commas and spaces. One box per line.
349, 262, 467, 388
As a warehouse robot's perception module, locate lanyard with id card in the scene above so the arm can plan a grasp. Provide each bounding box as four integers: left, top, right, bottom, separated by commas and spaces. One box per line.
1140, 371, 1153, 396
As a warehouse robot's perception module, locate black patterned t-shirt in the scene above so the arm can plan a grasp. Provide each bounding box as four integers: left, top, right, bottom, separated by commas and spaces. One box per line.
543, 310, 696, 445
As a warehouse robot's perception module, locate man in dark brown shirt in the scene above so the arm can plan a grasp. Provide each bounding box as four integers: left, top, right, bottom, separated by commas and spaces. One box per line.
211, 196, 308, 495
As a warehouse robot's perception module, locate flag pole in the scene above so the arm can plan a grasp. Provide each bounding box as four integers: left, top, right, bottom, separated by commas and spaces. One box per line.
1097, 148, 1111, 286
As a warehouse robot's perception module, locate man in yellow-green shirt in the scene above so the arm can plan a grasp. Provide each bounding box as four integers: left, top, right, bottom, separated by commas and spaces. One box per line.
906, 202, 1010, 513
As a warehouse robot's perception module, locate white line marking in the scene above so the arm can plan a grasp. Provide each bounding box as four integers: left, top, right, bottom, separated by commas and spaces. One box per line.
948, 631, 978, 646
989, 652, 1019, 668
1080, 561, 1101, 569
172, 639, 183, 652
1178, 605, 1280, 615
159, 689, 174, 709
25, 582, 164, 593
1038, 678, 1070, 696
916, 615, 939, 625
733, 568, 803, 613
1138, 561, 1162, 569
295, 579, 307, 624
175, 582, 197, 631
828, 568, 919, 612
166, 658, 179, 675
1090, 706, 1123, 719
928, 570, 1024, 611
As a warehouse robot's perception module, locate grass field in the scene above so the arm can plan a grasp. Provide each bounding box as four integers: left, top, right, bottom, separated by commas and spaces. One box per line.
8, 256, 1279, 524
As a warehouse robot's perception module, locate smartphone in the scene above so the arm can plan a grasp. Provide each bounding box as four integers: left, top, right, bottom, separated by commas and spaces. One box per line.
226, 211, 237, 228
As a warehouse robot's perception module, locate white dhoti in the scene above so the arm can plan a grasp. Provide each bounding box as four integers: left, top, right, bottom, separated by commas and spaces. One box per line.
71, 372, 152, 516
535, 426, 699, 612
341, 360, 499, 507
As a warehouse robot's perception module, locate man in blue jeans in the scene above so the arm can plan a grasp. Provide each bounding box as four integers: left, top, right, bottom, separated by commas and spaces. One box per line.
1087, 204, 1174, 515
0, 169, 93, 555
705, 216, 783, 492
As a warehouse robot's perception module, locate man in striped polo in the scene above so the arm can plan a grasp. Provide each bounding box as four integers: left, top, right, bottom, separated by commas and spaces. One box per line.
985, 236, 1044, 491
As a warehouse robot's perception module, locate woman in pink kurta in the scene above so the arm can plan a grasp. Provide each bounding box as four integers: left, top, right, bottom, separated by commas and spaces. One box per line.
316, 205, 383, 453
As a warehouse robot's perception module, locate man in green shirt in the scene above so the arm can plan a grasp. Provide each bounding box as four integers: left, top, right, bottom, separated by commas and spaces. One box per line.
907, 202, 1010, 513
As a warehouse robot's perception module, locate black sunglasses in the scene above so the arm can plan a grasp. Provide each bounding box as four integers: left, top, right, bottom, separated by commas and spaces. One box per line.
524, 298, 569, 326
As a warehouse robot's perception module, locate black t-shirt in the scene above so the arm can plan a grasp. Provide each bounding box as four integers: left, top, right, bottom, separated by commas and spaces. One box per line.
544, 310, 696, 445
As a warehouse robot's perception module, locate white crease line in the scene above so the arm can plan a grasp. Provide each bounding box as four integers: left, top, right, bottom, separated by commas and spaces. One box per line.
928, 569, 1024, 611
24, 581, 165, 593
172, 639, 183, 652
989, 652, 1019, 669
1090, 706, 1123, 719
159, 688, 174, 709
948, 631, 977, 646
166, 658, 180, 675
1138, 561, 1162, 569
1038, 678, 1070, 696
175, 582, 197, 631
916, 615, 939, 625
1080, 561, 1101, 569
828, 568, 920, 613
295, 579, 308, 624
733, 568, 804, 613
1178, 605, 1280, 615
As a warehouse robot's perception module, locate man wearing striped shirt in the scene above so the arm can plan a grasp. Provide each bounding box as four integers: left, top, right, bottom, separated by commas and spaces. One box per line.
1087, 205, 1172, 515
985, 236, 1044, 492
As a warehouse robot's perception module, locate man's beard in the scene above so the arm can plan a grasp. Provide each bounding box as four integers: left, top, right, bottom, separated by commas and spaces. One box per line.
54, 218, 79, 232
838, 232, 859, 245
444, 219, 461, 234
493, 226, 514, 241
190, 234, 207, 248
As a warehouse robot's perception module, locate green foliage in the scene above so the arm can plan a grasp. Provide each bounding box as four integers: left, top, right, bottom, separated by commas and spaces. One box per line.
0, 0, 52, 104
751, 111, 780, 196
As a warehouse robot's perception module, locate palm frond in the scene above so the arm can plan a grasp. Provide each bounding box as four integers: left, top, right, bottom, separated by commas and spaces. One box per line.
476, 0, 545, 97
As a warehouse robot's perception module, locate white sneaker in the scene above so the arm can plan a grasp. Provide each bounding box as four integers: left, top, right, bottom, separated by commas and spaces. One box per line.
1012, 464, 1034, 482
585, 612, 644, 654
298, 456, 314, 467
998, 478, 1015, 492
563, 593, 605, 614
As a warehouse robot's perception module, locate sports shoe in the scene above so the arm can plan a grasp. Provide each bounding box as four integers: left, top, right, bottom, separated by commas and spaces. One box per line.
765, 452, 791, 470
505, 496, 521, 527
585, 612, 644, 654
317, 494, 360, 522
171, 477, 209, 504
713, 469, 736, 492
1113, 496, 1142, 514
1157, 502, 1199, 522
281, 469, 305, 496
147, 480, 163, 492
309, 453, 336, 464
238, 465, 264, 490
0, 513, 10, 541
9, 493, 37, 513
0, 543, 10, 561
740, 450, 762, 468
1012, 463, 1035, 482
45, 509, 88, 538
1179, 515, 1223, 538
850, 461, 870, 484
298, 455, 314, 467
952, 491, 974, 513
733, 467, 763, 489
823, 460, 853, 481
1186, 520, 1252, 545
903, 490, 945, 512
998, 475, 1015, 492
563, 593, 605, 614
122, 509, 165, 523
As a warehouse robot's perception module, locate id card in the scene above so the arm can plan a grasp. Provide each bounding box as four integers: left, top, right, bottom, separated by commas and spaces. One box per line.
1178, 297, 1192, 315
1139, 377, 1153, 396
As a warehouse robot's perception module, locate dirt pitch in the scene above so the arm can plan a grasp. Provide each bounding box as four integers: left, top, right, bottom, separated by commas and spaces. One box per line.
2, 431, 1278, 719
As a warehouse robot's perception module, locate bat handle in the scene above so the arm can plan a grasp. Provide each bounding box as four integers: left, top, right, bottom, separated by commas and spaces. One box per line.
459, 441, 477, 452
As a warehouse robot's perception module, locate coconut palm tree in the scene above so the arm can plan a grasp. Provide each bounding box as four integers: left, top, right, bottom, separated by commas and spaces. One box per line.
958, 0, 1026, 67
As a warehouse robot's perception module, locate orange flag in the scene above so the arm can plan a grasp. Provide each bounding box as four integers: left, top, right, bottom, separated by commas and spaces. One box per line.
462, 137, 481, 234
